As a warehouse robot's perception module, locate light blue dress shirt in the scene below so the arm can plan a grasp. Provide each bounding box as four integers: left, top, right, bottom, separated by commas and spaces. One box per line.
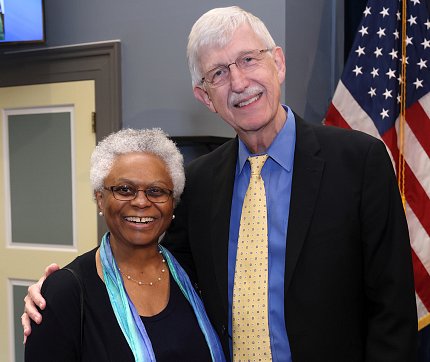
228, 106, 296, 361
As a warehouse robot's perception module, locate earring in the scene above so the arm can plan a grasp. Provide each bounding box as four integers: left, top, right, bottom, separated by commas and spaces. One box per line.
172, 215, 175, 220
99, 211, 103, 216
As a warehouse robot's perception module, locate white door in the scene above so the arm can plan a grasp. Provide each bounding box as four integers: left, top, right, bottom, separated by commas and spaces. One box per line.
0, 81, 97, 362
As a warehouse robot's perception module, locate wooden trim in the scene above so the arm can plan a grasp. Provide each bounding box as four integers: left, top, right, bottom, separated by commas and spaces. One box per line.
0, 41, 122, 142
0, 41, 122, 239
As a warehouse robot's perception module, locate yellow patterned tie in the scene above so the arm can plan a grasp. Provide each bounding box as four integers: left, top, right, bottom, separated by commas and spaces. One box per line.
232, 154, 272, 361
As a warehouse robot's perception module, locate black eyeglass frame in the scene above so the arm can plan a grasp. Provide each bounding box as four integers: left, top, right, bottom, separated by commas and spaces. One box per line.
103, 185, 173, 203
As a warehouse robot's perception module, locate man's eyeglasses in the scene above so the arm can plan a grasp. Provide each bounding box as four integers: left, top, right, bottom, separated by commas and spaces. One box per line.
201, 48, 272, 88
104, 185, 173, 203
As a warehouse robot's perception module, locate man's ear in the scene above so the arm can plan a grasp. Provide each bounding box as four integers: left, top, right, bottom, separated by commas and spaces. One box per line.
272, 46, 286, 84
193, 85, 217, 113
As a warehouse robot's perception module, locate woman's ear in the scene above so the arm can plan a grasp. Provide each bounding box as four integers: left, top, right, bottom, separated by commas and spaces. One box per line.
95, 191, 104, 213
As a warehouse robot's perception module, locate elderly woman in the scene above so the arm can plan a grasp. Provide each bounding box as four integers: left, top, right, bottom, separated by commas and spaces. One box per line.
25, 128, 225, 361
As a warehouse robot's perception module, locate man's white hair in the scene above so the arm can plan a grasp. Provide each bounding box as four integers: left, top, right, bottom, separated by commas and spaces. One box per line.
90, 128, 185, 205
187, 6, 276, 86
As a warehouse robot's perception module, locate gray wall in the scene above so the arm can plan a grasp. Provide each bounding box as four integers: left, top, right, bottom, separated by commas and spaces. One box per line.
2, 0, 344, 136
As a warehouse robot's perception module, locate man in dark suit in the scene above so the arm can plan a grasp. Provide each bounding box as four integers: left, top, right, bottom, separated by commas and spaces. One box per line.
165, 6, 417, 361
23, 6, 417, 361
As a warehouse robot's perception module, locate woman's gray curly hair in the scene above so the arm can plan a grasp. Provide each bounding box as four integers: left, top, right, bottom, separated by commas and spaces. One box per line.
90, 128, 185, 205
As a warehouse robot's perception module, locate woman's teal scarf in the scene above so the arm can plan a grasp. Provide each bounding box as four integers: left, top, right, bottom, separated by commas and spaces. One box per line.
99, 232, 225, 361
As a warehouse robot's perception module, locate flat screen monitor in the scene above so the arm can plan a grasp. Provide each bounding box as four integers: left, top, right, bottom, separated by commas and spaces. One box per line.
0, 0, 45, 45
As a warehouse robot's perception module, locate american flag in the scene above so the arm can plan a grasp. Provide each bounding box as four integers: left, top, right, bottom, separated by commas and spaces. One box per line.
325, 0, 430, 330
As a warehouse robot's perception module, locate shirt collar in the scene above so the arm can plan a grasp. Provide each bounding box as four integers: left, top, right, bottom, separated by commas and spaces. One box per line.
238, 105, 296, 173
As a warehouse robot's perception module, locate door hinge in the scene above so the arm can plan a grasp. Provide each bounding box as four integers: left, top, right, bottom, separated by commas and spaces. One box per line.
92, 112, 96, 133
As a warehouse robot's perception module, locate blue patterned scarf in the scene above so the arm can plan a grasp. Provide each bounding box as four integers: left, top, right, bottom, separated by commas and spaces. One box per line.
99, 232, 225, 361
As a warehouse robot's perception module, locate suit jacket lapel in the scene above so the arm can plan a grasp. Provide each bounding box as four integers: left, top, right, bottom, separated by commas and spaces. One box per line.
202, 120, 324, 319
208, 138, 238, 317
284, 116, 324, 294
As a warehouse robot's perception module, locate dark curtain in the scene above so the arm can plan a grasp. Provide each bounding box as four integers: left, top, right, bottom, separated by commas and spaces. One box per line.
344, 0, 367, 61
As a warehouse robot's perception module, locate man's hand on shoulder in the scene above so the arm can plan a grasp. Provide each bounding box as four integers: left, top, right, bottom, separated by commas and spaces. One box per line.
22, 263, 60, 343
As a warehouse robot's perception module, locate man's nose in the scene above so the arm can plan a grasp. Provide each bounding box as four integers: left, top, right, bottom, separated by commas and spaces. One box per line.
229, 64, 249, 92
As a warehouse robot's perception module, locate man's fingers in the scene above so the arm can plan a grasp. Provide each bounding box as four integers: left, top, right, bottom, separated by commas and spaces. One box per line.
21, 263, 60, 342
27, 280, 46, 311
27, 263, 59, 311
21, 312, 31, 344
23, 293, 42, 323
45, 263, 60, 276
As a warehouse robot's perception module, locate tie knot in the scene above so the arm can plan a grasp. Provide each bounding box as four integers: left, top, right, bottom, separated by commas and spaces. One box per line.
248, 154, 268, 176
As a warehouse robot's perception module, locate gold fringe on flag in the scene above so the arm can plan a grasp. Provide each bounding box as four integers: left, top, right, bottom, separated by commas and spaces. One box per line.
398, 0, 407, 209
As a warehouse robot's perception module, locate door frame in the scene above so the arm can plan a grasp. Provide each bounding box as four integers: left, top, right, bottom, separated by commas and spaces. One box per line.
0, 40, 122, 238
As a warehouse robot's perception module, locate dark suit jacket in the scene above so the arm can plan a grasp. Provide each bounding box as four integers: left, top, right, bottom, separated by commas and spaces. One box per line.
164, 115, 417, 361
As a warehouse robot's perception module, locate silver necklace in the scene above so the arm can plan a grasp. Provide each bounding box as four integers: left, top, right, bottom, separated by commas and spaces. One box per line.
118, 250, 166, 286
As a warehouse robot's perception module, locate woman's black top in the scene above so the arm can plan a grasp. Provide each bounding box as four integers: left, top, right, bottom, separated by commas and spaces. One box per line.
25, 247, 212, 361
